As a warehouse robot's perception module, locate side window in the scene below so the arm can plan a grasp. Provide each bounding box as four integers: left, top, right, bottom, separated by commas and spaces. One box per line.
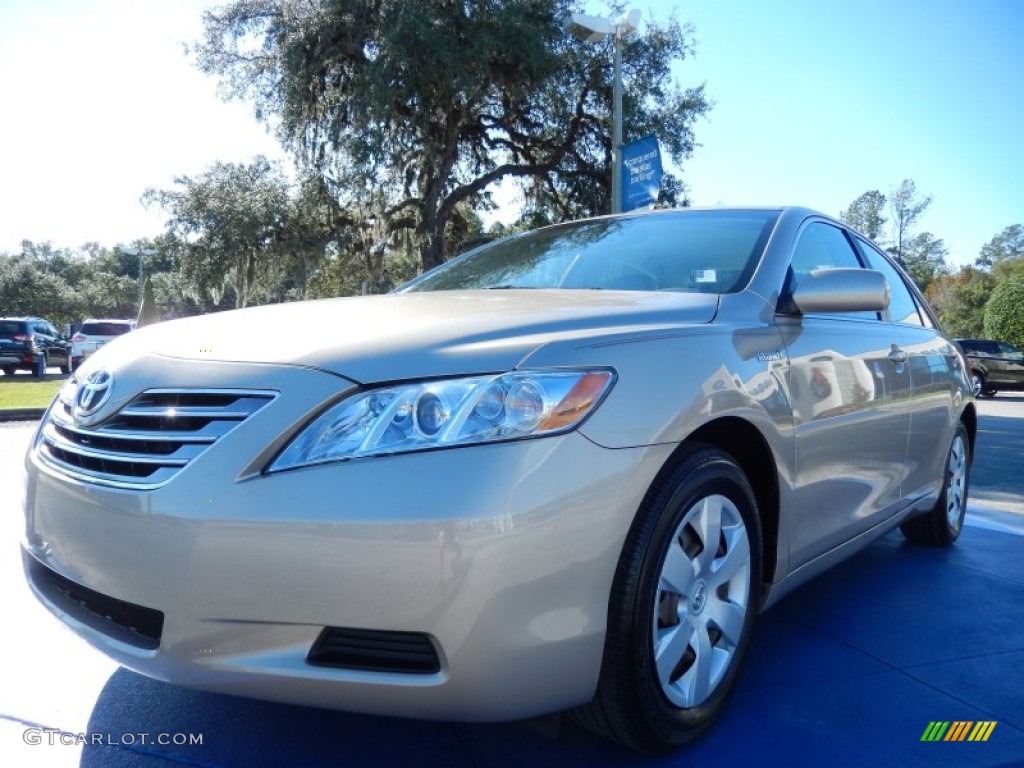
790, 222, 877, 320
854, 238, 924, 326
998, 342, 1021, 358
33, 323, 50, 336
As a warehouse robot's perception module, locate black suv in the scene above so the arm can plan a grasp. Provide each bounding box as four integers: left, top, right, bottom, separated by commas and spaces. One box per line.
956, 338, 1024, 397
0, 317, 72, 377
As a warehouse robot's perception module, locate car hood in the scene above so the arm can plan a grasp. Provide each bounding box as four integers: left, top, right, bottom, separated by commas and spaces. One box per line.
97, 290, 719, 383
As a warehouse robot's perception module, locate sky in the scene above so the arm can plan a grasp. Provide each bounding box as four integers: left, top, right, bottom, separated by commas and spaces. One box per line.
0, 0, 1021, 267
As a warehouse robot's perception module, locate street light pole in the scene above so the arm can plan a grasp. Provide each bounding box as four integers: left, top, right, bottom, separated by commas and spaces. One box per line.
121, 247, 157, 310
566, 10, 640, 215
611, 34, 623, 214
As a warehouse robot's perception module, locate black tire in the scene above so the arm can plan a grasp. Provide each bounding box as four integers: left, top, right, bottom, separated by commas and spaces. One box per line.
970, 372, 986, 398
901, 423, 970, 546
59, 358, 71, 375
1, 366, 14, 377
573, 445, 762, 753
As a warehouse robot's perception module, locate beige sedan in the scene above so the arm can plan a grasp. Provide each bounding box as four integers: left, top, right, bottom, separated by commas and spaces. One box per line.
22, 207, 973, 753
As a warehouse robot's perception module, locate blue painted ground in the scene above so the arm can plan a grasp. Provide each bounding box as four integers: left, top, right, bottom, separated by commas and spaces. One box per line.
61, 524, 1024, 767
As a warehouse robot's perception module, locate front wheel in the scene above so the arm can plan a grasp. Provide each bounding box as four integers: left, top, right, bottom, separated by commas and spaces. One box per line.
901, 423, 970, 546
573, 445, 762, 753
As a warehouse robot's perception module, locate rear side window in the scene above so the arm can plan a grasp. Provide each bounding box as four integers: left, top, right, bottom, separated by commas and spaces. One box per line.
80, 322, 133, 336
997, 342, 1022, 356
0, 321, 25, 336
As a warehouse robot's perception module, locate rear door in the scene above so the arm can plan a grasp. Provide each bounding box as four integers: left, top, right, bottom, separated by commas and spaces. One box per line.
853, 237, 962, 504
995, 342, 1024, 387
777, 221, 913, 570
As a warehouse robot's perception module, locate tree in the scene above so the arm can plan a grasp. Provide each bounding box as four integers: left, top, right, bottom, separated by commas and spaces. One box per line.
840, 190, 887, 241
977, 224, 1024, 268
194, 0, 710, 272
0, 254, 79, 324
984, 276, 1024, 348
889, 179, 932, 266
926, 266, 993, 338
143, 157, 294, 308
899, 231, 947, 293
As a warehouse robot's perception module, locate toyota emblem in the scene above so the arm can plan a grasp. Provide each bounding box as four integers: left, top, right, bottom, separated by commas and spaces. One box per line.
74, 369, 114, 420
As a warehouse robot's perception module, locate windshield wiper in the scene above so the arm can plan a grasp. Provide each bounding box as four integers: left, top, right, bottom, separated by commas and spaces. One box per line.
486, 285, 537, 289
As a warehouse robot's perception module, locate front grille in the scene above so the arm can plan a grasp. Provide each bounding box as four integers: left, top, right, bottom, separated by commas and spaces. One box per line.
38, 388, 275, 489
25, 552, 164, 650
307, 627, 442, 674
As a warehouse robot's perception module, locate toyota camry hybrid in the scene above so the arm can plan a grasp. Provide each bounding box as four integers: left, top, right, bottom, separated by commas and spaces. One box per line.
22, 207, 974, 753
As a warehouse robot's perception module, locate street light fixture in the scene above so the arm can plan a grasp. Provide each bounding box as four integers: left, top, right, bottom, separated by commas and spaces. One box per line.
566, 9, 641, 214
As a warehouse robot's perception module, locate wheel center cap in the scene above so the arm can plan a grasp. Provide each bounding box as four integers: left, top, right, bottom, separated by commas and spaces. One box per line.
691, 580, 708, 614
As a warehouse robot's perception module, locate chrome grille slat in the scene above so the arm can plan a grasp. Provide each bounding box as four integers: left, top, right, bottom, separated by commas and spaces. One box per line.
42, 425, 195, 465
37, 387, 276, 489
118, 406, 253, 419
47, 421, 217, 445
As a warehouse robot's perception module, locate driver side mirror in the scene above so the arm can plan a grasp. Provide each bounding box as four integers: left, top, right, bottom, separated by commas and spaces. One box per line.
780, 268, 890, 315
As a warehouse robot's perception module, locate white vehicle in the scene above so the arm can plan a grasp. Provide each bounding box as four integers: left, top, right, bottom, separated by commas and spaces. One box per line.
70, 319, 136, 370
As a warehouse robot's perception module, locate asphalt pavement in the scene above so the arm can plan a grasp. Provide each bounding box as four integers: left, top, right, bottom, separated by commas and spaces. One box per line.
1, 397, 1022, 767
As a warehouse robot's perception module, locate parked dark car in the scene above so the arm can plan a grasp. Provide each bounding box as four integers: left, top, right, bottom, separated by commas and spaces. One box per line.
956, 338, 1024, 397
0, 316, 72, 377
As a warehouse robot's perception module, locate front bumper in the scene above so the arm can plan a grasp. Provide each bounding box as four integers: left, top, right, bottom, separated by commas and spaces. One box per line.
22, 356, 672, 721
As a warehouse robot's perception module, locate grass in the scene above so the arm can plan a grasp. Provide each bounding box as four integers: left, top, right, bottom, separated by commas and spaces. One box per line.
0, 378, 64, 410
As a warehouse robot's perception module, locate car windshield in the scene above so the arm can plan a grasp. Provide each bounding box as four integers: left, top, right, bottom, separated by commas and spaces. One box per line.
402, 210, 779, 294
80, 322, 132, 335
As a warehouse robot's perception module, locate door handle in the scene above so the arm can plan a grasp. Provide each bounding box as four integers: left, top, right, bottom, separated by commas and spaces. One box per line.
888, 346, 908, 365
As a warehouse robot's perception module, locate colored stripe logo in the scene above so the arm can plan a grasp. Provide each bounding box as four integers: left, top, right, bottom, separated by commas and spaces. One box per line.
921, 721, 996, 742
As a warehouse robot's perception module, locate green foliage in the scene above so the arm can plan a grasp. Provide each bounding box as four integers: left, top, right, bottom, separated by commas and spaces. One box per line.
977, 224, 1024, 268
927, 266, 993, 338
0, 253, 80, 324
1, 239, 173, 327
889, 179, 932, 266
899, 231, 947, 293
840, 190, 887, 241
144, 157, 297, 308
983, 276, 1024, 348
194, 0, 710, 271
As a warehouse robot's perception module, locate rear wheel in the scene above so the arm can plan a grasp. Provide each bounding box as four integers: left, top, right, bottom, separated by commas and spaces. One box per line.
970, 372, 985, 397
573, 445, 762, 752
901, 423, 970, 546
1, 365, 13, 376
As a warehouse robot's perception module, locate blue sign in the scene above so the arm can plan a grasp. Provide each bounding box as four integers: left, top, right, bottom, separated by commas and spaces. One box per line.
621, 135, 663, 211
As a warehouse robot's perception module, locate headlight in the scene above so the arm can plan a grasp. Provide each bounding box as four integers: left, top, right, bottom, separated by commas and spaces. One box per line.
268, 369, 615, 472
